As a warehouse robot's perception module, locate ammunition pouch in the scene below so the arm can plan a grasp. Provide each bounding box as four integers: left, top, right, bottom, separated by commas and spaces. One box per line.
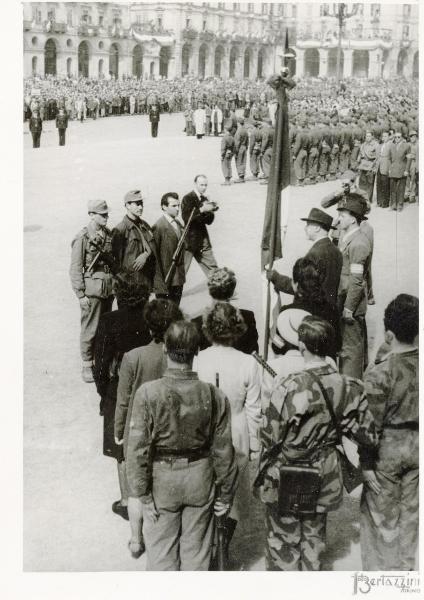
83, 271, 113, 299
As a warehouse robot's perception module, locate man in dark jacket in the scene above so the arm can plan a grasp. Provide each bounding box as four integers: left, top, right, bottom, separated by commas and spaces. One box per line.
152, 192, 185, 306
148, 98, 160, 138
29, 109, 42, 148
181, 175, 218, 278
55, 107, 68, 146
221, 124, 235, 185
267, 208, 342, 307
112, 190, 158, 295
233, 118, 249, 183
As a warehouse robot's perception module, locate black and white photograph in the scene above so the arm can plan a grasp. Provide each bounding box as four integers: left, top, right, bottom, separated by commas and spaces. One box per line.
13, 0, 421, 595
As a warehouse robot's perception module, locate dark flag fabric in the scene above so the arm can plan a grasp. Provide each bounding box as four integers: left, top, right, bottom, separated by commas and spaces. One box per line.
260, 71, 295, 270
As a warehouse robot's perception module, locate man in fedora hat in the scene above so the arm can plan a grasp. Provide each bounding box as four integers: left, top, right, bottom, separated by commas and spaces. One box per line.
337, 193, 372, 379
267, 208, 342, 306
70, 199, 114, 383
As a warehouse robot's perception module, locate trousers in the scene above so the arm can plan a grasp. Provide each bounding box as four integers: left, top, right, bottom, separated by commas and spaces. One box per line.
151, 121, 159, 138
58, 129, 66, 146
262, 148, 272, 178
359, 169, 376, 203
221, 156, 232, 180
389, 177, 407, 210
156, 285, 183, 306
80, 295, 113, 363
142, 457, 215, 570
339, 316, 368, 380
235, 146, 247, 178
376, 171, 390, 207
265, 505, 327, 571
249, 151, 260, 177
184, 242, 218, 277
31, 131, 41, 148
360, 430, 418, 571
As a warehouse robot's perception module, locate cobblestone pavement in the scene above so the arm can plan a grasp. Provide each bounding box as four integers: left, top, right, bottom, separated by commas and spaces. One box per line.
24, 113, 418, 571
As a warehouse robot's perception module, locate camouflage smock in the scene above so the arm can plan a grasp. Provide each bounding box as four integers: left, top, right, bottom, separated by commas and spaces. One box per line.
258, 363, 378, 513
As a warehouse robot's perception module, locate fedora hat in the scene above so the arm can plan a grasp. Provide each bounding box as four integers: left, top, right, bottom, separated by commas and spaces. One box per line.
300, 208, 334, 231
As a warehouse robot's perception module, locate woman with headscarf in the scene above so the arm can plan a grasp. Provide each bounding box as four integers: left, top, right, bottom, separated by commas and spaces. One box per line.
194, 302, 261, 561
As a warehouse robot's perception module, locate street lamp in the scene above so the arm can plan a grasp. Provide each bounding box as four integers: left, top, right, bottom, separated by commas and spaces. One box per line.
328, 3, 359, 80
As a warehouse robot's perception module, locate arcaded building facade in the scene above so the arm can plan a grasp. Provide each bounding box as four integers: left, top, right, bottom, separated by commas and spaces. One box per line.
23, 2, 418, 80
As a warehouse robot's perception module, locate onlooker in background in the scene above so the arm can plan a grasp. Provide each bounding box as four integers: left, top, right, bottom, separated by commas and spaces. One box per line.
388, 129, 411, 212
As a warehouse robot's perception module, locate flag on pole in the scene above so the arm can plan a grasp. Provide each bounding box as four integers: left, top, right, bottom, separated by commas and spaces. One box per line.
261, 29, 296, 358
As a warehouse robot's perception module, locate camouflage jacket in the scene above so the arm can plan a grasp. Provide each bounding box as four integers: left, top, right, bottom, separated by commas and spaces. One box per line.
257, 363, 378, 512
363, 349, 418, 437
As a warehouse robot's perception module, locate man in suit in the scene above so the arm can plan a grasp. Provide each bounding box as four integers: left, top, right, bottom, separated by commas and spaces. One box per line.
388, 129, 411, 211
181, 175, 219, 278
148, 97, 160, 138
376, 131, 391, 208
267, 208, 342, 307
152, 192, 185, 306
112, 190, 158, 295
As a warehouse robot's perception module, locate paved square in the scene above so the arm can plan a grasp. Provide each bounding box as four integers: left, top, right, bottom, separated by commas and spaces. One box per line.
24, 113, 418, 571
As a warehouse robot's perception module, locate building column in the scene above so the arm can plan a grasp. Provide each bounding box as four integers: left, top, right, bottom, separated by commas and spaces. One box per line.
343, 48, 353, 78
368, 49, 380, 78
235, 46, 243, 79
295, 48, 305, 77
189, 40, 199, 77
222, 45, 230, 79
204, 44, 214, 77
318, 48, 329, 77
403, 49, 415, 78
251, 46, 259, 79
172, 40, 181, 79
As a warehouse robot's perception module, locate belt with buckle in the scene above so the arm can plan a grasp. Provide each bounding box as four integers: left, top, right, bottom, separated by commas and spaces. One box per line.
153, 448, 210, 463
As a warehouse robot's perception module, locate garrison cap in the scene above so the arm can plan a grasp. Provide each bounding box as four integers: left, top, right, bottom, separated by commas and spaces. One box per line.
410, 130, 417, 137
124, 189, 143, 204
87, 199, 109, 214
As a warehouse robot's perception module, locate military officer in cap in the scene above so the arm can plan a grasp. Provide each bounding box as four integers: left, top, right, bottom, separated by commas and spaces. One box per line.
249, 121, 263, 180
112, 190, 158, 296
70, 200, 114, 383
148, 98, 160, 138
337, 193, 372, 379
233, 117, 249, 183
29, 108, 43, 148
55, 107, 68, 146
267, 208, 342, 307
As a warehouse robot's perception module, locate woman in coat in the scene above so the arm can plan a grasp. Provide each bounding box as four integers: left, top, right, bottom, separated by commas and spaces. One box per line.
93, 277, 151, 521
194, 302, 262, 557
256, 316, 378, 571
115, 299, 182, 558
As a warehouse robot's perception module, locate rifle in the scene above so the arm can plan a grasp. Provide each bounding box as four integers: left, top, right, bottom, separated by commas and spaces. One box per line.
164, 207, 196, 288
214, 372, 229, 572
251, 351, 277, 378
88, 237, 126, 284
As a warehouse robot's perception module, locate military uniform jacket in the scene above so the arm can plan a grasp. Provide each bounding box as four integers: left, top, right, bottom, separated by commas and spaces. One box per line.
29, 116, 42, 133
55, 114, 68, 129
221, 133, 235, 159
337, 228, 372, 317
112, 216, 157, 286
249, 128, 262, 154
258, 364, 378, 512
69, 224, 114, 300
234, 126, 248, 153
261, 126, 274, 153
148, 104, 160, 122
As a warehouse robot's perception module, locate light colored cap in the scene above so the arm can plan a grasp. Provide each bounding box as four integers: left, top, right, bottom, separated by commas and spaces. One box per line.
275, 309, 311, 347
87, 199, 109, 214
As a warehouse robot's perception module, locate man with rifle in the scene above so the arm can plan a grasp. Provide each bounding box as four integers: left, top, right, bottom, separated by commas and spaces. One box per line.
152, 192, 186, 306
69, 199, 114, 383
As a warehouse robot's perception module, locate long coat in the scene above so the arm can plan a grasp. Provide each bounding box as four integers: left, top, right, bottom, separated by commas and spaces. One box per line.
193, 108, 206, 135
93, 305, 152, 460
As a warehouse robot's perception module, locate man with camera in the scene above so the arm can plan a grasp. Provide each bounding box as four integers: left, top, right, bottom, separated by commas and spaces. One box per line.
181, 175, 219, 278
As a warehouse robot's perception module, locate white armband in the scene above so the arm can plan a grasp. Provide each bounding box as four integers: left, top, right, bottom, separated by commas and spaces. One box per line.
350, 263, 364, 275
